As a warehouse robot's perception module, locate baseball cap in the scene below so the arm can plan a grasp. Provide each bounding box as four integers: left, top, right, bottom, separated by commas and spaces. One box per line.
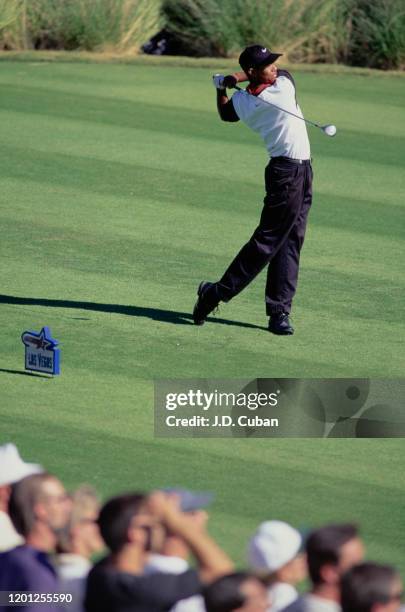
0, 443, 43, 487
248, 520, 303, 573
162, 488, 214, 512
239, 45, 282, 72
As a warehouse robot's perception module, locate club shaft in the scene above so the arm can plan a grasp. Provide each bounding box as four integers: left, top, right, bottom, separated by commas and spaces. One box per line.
234, 85, 321, 129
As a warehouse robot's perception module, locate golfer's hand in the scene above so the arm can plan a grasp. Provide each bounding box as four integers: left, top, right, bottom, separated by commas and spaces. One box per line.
222, 74, 238, 89
212, 74, 225, 89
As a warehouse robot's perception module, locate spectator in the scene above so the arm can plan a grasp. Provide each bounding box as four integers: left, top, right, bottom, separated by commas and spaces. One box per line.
282, 524, 364, 612
341, 563, 403, 612
248, 521, 306, 611
85, 491, 233, 612
204, 572, 269, 612
145, 488, 213, 611
0, 473, 72, 612
0, 443, 43, 552
55, 485, 104, 612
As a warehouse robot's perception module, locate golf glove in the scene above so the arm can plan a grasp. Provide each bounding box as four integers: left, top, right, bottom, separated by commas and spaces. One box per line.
223, 74, 238, 88
212, 74, 225, 89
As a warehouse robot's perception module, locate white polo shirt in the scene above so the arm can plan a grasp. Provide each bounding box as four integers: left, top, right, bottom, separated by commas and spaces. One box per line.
231, 73, 311, 160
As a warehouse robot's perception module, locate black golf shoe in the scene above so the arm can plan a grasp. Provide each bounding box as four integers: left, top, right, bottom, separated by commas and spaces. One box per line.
268, 312, 294, 335
193, 281, 219, 325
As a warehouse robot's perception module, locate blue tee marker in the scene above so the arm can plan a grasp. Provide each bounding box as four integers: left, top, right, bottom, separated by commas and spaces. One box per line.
21, 326, 60, 376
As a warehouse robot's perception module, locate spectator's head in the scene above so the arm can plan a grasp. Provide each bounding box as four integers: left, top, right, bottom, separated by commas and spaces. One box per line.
9, 473, 71, 549
341, 563, 403, 612
204, 572, 269, 612
248, 520, 307, 585
97, 493, 165, 556
56, 485, 104, 559
0, 443, 42, 512
306, 524, 364, 594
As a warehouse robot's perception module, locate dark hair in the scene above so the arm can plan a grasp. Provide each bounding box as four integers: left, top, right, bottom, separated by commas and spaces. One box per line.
341, 563, 400, 612
97, 493, 146, 554
306, 524, 359, 586
9, 473, 55, 537
204, 572, 263, 612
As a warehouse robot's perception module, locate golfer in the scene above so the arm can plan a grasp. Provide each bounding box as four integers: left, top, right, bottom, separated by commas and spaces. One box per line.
193, 45, 313, 335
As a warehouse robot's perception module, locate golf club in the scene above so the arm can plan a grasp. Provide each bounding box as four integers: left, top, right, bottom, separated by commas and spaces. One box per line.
234, 84, 337, 137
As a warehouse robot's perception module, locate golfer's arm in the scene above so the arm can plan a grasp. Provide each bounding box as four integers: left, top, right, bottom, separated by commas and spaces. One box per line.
231, 71, 248, 83
170, 519, 233, 583
215, 71, 246, 122
216, 90, 239, 122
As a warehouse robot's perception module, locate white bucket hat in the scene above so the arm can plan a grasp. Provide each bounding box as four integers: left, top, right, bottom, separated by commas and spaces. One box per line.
0, 443, 43, 487
248, 520, 303, 573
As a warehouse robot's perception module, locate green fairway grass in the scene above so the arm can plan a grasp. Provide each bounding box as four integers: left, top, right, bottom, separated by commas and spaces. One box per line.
0, 59, 404, 378
1, 58, 404, 573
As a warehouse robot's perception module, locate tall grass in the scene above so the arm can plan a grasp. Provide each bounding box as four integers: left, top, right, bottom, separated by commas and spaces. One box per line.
161, 0, 348, 61
0, 0, 162, 52
162, 0, 405, 69
0, 0, 22, 32
0, 0, 403, 68
347, 0, 405, 69
0, 0, 25, 49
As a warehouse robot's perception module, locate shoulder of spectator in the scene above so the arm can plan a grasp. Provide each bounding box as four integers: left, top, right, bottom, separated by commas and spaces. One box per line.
86, 562, 201, 608
279, 595, 305, 612
139, 569, 202, 607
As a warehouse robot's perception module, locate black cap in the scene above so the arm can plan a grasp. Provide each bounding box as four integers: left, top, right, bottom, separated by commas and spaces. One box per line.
239, 45, 282, 72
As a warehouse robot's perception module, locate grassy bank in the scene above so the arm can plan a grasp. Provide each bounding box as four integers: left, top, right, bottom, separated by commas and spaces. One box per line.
1, 49, 405, 78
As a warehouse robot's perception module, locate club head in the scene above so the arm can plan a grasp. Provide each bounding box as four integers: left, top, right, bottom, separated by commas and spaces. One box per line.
322, 124, 337, 137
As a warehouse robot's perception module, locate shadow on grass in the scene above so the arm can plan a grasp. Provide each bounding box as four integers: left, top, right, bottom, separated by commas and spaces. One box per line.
0, 294, 265, 331
0, 368, 51, 378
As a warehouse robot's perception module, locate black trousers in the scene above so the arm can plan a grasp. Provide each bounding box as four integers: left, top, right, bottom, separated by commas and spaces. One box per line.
215, 157, 313, 315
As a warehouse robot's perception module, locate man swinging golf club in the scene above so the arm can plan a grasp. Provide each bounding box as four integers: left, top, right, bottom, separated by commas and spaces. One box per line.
193, 44, 314, 335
